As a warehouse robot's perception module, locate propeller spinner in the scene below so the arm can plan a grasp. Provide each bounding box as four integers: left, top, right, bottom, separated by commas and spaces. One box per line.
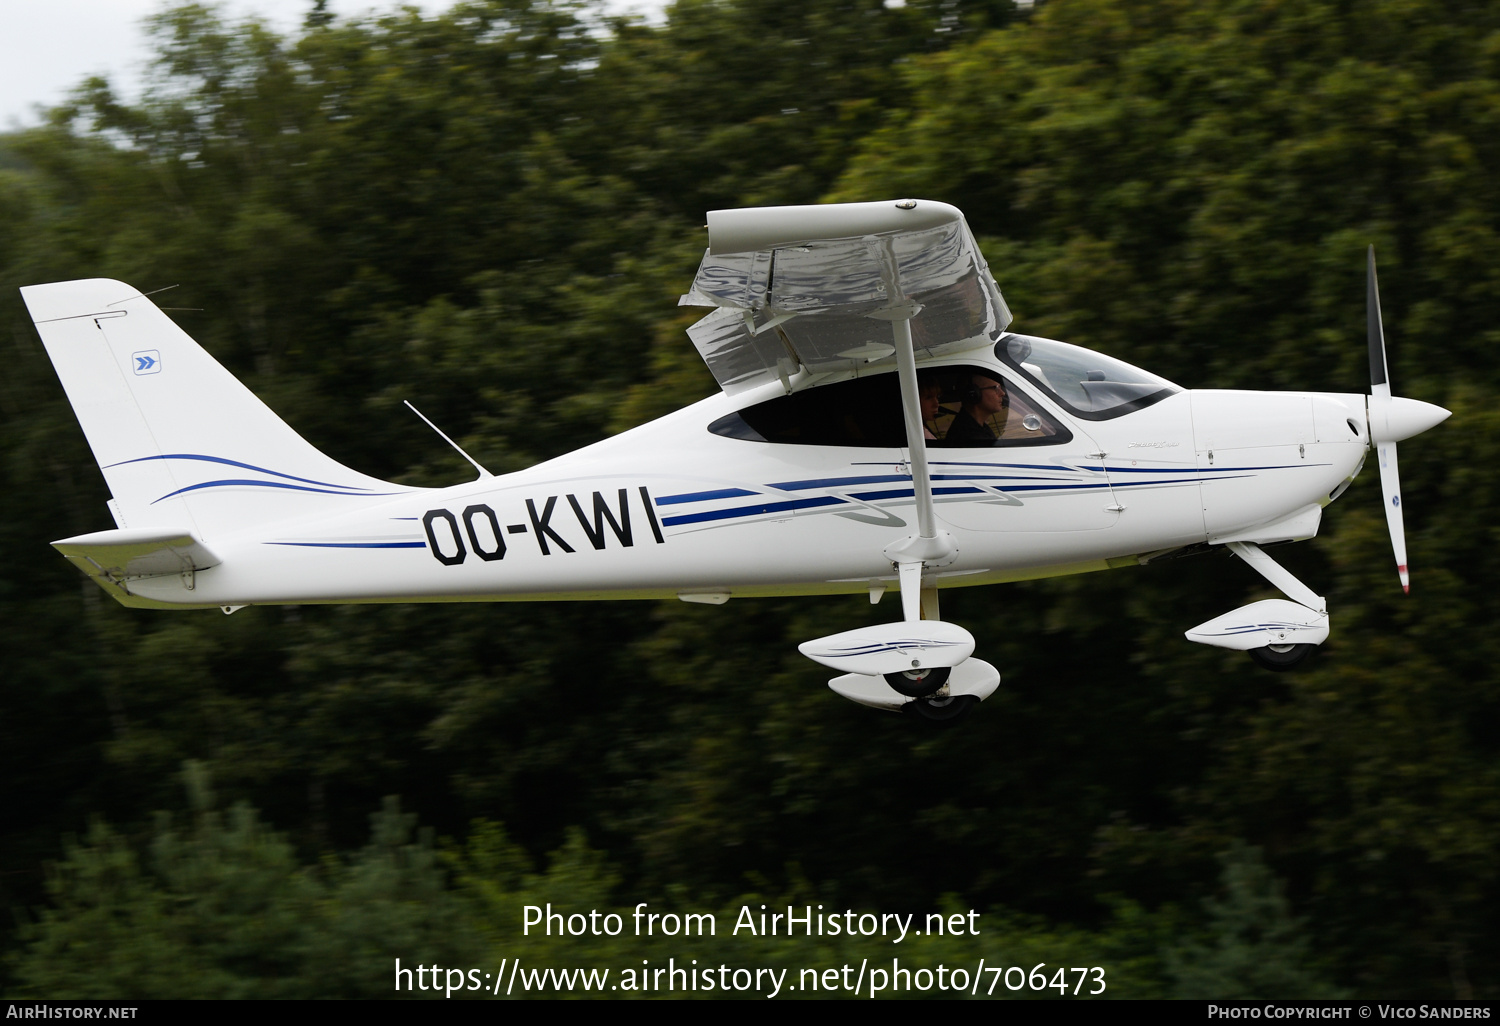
1364, 246, 1451, 593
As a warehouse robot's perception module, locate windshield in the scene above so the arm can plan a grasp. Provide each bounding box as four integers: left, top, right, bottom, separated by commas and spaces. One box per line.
997, 334, 1180, 420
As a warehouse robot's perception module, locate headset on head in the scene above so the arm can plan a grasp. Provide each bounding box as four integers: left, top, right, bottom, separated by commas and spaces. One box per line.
962, 373, 1007, 405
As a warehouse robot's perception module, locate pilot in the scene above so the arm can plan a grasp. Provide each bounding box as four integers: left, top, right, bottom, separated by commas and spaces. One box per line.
944, 372, 1007, 444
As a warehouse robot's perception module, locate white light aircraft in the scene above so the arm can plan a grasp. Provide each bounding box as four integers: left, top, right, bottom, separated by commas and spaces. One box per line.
23, 200, 1450, 723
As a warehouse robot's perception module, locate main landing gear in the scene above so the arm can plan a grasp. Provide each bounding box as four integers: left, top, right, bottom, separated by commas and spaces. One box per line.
902, 693, 979, 724
796, 287, 998, 725
885, 665, 951, 697
890, 664, 974, 726
1248, 642, 1317, 672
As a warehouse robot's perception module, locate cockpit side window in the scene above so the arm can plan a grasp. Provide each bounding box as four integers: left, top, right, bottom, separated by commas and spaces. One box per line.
922, 367, 1068, 447
997, 334, 1180, 420
708, 366, 1072, 448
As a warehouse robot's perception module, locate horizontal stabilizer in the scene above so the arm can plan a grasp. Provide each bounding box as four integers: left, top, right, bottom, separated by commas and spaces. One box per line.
829, 657, 1000, 712
1185, 599, 1329, 652
799, 619, 974, 676
52, 526, 221, 583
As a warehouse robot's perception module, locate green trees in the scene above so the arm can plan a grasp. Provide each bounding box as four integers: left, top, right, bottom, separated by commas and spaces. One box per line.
1167, 844, 1347, 1000
2, 0, 1498, 999
12, 766, 1341, 998
11, 765, 481, 999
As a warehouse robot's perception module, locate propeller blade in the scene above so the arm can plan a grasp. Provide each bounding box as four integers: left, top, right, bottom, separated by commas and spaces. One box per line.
1375, 441, 1409, 593
1368, 245, 1390, 398
1368, 246, 1409, 592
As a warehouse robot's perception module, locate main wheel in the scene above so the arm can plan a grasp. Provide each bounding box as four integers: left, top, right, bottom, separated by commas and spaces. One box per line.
903, 694, 977, 724
884, 665, 952, 698
1248, 643, 1316, 672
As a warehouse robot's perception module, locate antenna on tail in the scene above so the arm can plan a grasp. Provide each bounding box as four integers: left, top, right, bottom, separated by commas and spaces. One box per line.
403, 400, 493, 480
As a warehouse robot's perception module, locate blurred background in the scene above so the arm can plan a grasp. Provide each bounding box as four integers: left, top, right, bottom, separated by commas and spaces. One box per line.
1, 0, 1494, 999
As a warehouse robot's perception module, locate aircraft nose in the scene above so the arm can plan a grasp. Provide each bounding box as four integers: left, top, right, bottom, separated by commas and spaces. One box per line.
1368, 395, 1452, 443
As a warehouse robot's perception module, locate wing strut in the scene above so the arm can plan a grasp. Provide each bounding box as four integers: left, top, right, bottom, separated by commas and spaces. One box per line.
892, 314, 936, 540
872, 246, 958, 621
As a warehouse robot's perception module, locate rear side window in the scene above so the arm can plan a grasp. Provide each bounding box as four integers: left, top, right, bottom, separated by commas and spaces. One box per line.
708, 366, 1072, 448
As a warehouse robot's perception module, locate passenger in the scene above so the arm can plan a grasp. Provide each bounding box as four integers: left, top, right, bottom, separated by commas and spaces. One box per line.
945, 372, 1007, 444
919, 378, 943, 440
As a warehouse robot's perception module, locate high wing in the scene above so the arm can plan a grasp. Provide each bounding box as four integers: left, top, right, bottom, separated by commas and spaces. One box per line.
680, 199, 1011, 394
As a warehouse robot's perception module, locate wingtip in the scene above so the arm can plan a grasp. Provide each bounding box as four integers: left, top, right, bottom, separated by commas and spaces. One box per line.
1398, 564, 1409, 593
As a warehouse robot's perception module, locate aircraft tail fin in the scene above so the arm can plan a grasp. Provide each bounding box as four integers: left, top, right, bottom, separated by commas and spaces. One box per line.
22, 279, 409, 539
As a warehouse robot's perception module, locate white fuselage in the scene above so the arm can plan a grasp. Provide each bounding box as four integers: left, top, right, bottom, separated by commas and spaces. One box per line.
123, 355, 1370, 608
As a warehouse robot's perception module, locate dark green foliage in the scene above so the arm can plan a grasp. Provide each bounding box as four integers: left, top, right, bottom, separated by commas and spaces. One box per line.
12, 765, 1313, 999
10, 764, 482, 999
1167, 843, 1348, 999
2, 0, 1497, 1000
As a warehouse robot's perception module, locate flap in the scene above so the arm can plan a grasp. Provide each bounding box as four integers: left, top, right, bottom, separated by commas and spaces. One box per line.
52, 526, 222, 580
